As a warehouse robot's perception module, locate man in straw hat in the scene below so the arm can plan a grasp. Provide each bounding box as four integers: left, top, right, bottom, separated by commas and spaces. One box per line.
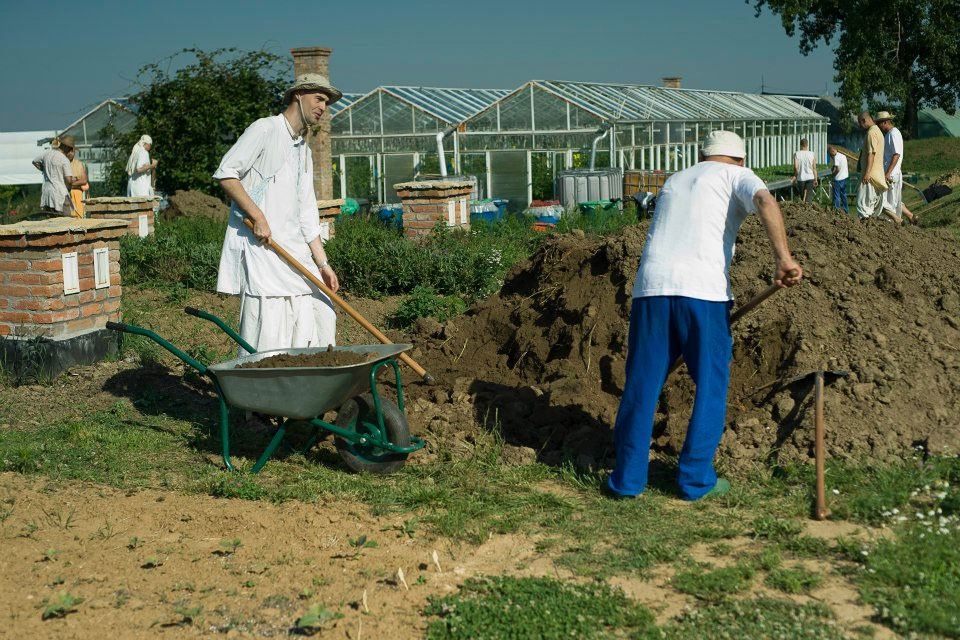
214, 73, 342, 359
876, 111, 917, 224
856, 111, 888, 220
607, 130, 802, 501
32, 135, 84, 216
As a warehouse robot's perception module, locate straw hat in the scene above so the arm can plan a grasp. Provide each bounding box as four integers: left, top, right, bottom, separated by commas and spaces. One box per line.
54, 135, 77, 150
702, 130, 746, 159
875, 111, 895, 122
283, 73, 342, 105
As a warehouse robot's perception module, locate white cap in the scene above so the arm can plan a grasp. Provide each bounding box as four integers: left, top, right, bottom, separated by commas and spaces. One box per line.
702, 130, 746, 159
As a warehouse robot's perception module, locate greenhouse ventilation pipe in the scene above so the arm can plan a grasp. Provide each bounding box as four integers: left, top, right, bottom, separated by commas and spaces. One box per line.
589, 124, 612, 171
436, 125, 457, 177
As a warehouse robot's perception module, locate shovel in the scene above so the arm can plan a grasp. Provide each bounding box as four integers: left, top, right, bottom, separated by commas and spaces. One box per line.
242, 218, 435, 384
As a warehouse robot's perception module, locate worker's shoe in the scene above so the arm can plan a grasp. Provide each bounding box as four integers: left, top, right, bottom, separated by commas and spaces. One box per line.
694, 478, 731, 501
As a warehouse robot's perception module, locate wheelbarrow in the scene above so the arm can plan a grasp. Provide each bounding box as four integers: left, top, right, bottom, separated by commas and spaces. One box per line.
106, 307, 426, 475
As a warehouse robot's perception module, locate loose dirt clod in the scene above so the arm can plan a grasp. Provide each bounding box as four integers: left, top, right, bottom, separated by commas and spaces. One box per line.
408, 202, 960, 470
239, 348, 371, 368
163, 189, 230, 221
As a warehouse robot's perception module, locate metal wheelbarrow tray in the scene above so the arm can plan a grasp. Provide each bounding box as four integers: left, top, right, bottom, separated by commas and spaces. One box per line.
107, 308, 426, 475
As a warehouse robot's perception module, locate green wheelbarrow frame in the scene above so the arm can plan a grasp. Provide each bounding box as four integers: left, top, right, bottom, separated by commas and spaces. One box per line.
106, 307, 425, 474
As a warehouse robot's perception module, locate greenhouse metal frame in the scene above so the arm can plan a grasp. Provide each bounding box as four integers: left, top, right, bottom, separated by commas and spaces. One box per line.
330, 80, 828, 207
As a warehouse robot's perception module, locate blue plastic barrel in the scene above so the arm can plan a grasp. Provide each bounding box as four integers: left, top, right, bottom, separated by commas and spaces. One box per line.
377, 204, 404, 229
470, 200, 502, 223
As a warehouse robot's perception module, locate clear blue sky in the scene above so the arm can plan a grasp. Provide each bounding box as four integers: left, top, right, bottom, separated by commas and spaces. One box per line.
0, 0, 837, 131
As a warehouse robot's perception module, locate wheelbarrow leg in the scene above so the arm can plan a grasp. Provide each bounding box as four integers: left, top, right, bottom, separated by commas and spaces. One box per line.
251, 420, 288, 474
218, 395, 234, 472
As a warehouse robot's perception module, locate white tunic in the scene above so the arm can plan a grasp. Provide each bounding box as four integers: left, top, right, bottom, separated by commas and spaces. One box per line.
214, 115, 322, 297
126, 148, 154, 197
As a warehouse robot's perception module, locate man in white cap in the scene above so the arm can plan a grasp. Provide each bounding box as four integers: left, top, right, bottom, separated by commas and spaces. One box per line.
856, 111, 888, 220
607, 130, 802, 501
876, 111, 917, 224
214, 73, 342, 357
125, 134, 157, 197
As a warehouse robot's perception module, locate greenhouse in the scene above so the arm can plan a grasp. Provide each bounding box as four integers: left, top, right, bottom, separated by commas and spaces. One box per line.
52, 99, 137, 182
330, 80, 829, 207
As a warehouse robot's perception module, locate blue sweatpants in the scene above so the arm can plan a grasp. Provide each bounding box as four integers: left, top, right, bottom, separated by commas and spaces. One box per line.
832, 178, 848, 212
608, 296, 732, 500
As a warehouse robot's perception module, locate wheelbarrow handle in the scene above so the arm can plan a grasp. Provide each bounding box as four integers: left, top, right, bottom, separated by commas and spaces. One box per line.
183, 307, 256, 355
105, 320, 207, 374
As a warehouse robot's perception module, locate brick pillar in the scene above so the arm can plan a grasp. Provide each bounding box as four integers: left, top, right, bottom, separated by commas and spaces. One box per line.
394, 180, 473, 240
316, 198, 343, 242
291, 46, 334, 201
85, 196, 158, 237
0, 218, 126, 339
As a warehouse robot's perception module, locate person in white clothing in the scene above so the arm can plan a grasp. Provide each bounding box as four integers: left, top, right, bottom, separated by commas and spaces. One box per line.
214, 73, 342, 358
828, 146, 849, 213
792, 139, 818, 202
126, 134, 157, 197
32, 135, 83, 215
876, 112, 917, 224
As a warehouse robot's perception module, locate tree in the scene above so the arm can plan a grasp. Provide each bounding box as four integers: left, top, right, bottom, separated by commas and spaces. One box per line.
105, 48, 290, 196
749, 0, 960, 137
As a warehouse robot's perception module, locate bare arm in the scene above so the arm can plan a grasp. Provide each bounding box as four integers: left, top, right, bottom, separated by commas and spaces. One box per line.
885, 153, 900, 179
813, 159, 819, 185
793, 156, 800, 181
307, 236, 339, 293
73, 163, 88, 189
135, 160, 157, 174
754, 189, 803, 287
218, 177, 271, 241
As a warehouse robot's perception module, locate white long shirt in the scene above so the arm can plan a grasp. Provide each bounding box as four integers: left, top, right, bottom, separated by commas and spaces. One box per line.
33, 149, 73, 211
214, 114, 322, 297
632, 161, 767, 302
833, 153, 849, 181
883, 127, 903, 178
126, 147, 154, 197
794, 150, 816, 181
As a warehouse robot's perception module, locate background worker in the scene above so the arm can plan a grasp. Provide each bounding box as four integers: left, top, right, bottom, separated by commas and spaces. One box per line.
607, 130, 802, 501
32, 135, 83, 216
214, 73, 341, 357
876, 112, 917, 225
828, 145, 848, 213
67, 146, 88, 217
125, 134, 157, 197
792, 138, 818, 202
856, 111, 887, 220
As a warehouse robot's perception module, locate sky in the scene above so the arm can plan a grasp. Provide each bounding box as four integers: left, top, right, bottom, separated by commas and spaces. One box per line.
0, 0, 837, 132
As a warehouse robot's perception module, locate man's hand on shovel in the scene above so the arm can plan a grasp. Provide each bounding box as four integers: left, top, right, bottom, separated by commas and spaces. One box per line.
775, 261, 803, 288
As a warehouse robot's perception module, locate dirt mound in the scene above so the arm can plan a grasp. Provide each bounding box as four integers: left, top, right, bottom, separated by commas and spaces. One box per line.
238, 348, 370, 369
163, 189, 229, 221
407, 203, 960, 470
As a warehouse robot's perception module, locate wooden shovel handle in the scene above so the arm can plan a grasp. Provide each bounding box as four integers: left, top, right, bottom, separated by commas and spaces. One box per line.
242, 218, 435, 383
814, 370, 830, 520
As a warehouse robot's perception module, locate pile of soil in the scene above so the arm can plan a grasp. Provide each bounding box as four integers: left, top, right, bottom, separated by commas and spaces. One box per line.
239, 348, 370, 369
163, 189, 230, 221
407, 203, 960, 470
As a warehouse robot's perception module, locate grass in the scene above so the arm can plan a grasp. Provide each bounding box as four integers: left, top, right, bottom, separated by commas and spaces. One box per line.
764, 566, 824, 594
671, 562, 756, 601
423, 575, 657, 640
903, 136, 960, 179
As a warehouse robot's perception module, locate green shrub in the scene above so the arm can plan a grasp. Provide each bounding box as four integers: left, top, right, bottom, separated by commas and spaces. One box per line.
121, 216, 225, 290
388, 287, 467, 328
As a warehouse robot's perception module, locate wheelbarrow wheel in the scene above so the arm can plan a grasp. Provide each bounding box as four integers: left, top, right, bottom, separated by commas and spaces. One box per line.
334, 393, 410, 474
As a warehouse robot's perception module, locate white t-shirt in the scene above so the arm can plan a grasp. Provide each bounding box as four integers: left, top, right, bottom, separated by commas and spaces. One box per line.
833, 153, 849, 181
794, 149, 816, 181
33, 149, 73, 212
632, 161, 767, 302
126, 147, 154, 197
883, 127, 903, 177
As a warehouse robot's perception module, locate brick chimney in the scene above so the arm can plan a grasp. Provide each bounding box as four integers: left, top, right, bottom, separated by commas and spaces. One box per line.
662, 77, 682, 89
291, 46, 334, 200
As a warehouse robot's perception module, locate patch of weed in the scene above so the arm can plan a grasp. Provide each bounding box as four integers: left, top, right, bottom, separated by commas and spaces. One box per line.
41, 591, 83, 620
423, 575, 656, 640
294, 603, 343, 635
663, 597, 848, 639
671, 562, 756, 601
765, 566, 824, 594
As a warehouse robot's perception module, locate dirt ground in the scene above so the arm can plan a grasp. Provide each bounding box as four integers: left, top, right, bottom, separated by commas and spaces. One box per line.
404, 203, 960, 471
0, 473, 892, 639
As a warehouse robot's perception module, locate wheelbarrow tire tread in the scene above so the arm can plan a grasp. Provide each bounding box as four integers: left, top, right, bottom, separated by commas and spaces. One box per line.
334, 393, 410, 475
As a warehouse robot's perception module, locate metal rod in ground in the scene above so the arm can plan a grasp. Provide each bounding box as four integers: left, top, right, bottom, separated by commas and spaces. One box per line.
241, 218, 435, 384
814, 369, 830, 520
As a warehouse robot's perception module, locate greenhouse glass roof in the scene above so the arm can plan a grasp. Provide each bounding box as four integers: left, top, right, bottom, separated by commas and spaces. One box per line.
332, 86, 511, 126
532, 80, 824, 122
328, 93, 363, 116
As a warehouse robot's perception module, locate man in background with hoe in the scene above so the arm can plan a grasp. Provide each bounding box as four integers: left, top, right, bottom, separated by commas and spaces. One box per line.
607, 130, 803, 501
214, 73, 342, 358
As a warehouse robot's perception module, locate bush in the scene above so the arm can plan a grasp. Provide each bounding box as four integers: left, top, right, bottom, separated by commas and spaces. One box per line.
121, 216, 225, 290
387, 287, 467, 328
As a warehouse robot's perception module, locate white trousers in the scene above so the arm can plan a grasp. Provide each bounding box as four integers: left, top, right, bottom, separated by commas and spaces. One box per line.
856, 182, 884, 219
238, 292, 336, 356
882, 175, 903, 218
